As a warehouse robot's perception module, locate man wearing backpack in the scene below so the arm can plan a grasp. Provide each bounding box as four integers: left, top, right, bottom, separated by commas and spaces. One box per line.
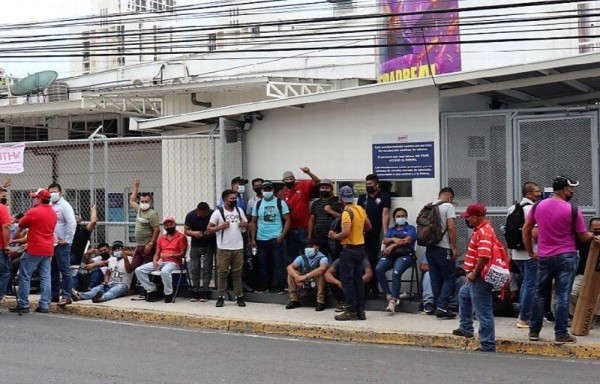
250, 181, 291, 293
453, 203, 497, 352
420, 187, 459, 319
523, 176, 594, 345
285, 239, 329, 311
308, 179, 342, 259
506, 182, 542, 328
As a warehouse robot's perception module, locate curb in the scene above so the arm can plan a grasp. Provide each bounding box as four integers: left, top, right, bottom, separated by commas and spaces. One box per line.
3, 299, 599, 359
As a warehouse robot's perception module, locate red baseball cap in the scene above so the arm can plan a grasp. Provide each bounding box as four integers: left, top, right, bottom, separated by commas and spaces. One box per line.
29, 188, 51, 200
162, 216, 176, 224
460, 203, 487, 218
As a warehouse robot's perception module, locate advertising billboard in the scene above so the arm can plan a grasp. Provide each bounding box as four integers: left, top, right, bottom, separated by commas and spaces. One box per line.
377, 0, 461, 83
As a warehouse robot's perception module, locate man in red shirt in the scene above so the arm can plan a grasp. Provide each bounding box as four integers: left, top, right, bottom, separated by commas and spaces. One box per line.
9, 189, 57, 314
452, 203, 496, 352
135, 216, 188, 303
279, 167, 320, 265
0, 194, 11, 300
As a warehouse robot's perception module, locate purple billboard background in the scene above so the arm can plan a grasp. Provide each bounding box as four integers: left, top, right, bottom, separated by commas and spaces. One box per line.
378, 0, 461, 82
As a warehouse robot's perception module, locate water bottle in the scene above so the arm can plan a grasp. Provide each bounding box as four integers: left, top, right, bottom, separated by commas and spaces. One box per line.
252, 247, 257, 256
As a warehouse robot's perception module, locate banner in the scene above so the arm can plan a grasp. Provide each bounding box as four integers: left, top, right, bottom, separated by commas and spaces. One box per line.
0, 143, 25, 174
373, 141, 434, 179
377, 0, 461, 83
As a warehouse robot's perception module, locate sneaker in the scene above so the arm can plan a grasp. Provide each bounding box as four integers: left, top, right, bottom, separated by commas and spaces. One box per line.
436, 308, 457, 319
277, 289, 288, 295
357, 311, 367, 321
71, 289, 81, 302
146, 291, 160, 302
8, 305, 29, 314
544, 312, 556, 324
398, 292, 410, 300
164, 294, 174, 303
452, 328, 474, 338
285, 300, 301, 309
92, 291, 105, 303
516, 319, 529, 329
423, 302, 435, 315
385, 299, 397, 313
315, 302, 325, 312
34, 307, 49, 314
335, 310, 358, 321
528, 332, 540, 341
216, 296, 225, 307
242, 284, 254, 293
236, 296, 246, 307
554, 333, 577, 345
57, 297, 72, 307
335, 301, 345, 312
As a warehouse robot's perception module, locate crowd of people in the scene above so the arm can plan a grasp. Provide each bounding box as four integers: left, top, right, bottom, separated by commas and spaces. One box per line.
0, 172, 599, 352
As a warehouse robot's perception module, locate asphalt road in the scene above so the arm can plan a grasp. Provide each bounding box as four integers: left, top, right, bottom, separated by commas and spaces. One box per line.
0, 311, 598, 384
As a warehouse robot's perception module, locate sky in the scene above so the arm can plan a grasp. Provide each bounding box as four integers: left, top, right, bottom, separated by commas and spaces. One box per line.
0, 0, 200, 78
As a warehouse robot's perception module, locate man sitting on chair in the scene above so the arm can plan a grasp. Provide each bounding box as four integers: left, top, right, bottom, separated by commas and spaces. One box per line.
135, 216, 188, 303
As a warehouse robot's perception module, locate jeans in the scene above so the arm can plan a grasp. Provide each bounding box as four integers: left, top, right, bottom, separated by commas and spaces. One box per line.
79, 282, 129, 301
425, 245, 456, 311
339, 245, 367, 313
216, 248, 244, 296
530, 253, 578, 337
513, 258, 538, 322
458, 277, 496, 352
421, 271, 434, 304
0, 251, 11, 297
51, 244, 73, 299
18, 253, 52, 309
135, 261, 180, 295
189, 245, 215, 291
375, 256, 416, 300
421, 271, 462, 311
285, 228, 308, 265
256, 238, 285, 290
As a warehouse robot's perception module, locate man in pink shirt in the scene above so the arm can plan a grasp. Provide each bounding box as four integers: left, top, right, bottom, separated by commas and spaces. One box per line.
523, 176, 595, 345
9, 189, 57, 314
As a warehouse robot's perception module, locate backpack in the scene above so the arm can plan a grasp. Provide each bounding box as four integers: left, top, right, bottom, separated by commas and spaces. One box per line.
504, 201, 531, 250
328, 208, 354, 258
416, 201, 447, 247
481, 236, 511, 291
217, 206, 243, 244
255, 198, 284, 224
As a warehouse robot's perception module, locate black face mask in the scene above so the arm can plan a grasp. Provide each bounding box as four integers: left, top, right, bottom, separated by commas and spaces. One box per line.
0, 198, 6, 205
366, 186, 376, 194
565, 192, 574, 202
229, 200, 238, 208
284, 182, 295, 189
253, 187, 262, 195
166, 227, 176, 235
319, 191, 331, 199
100, 252, 110, 260
465, 218, 474, 229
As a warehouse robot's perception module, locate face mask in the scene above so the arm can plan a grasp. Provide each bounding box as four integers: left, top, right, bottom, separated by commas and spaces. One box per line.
229, 200, 238, 208
166, 227, 176, 235
113, 250, 122, 259
565, 192, 574, 202
237, 185, 246, 194
319, 191, 331, 199
50, 192, 60, 203
304, 248, 316, 258
263, 191, 273, 199
253, 187, 262, 195
395, 218, 407, 226
465, 218, 474, 229
366, 186, 376, 194
100, 251, 110, 260
0, 197, 6, 205
284, 182, 295, 189
139, 203, 150, 211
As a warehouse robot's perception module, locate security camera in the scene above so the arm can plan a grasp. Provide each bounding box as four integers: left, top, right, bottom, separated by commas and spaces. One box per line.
255, 112, 264, 121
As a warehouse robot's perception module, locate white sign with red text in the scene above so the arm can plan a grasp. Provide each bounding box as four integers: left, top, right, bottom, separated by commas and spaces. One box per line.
0, 143, 25, 174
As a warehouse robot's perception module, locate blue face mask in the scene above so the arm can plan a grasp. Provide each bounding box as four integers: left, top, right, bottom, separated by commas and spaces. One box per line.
395, 218, 407, 226
262, 191, 273, 199
304, 248, 316, 258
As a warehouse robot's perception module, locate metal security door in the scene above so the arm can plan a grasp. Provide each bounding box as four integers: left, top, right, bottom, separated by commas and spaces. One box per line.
515, 113, 599, 211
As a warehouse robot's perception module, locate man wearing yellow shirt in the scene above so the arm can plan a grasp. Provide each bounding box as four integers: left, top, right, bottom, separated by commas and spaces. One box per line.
328, 185, 371, 321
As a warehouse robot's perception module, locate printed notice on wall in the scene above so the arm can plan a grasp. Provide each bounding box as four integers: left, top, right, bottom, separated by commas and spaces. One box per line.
372, 141, 434, 179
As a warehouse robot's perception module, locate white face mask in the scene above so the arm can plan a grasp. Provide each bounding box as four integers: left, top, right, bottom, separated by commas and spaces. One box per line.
113, 250, 122, 259
50, 192, 60, 203
139, 203, 150, 211
237, 185, 246, 194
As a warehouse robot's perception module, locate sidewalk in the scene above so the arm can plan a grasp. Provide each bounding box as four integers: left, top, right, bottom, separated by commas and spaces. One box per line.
3, 295, 599, 359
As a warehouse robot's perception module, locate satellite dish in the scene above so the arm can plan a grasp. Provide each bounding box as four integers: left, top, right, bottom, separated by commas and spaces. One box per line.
10, 70, 58, 96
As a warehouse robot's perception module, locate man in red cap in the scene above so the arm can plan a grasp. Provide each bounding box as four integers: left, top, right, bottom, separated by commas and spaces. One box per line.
453, 203, 497, 352
134, 216, 187, 303
9, 189, 57, 314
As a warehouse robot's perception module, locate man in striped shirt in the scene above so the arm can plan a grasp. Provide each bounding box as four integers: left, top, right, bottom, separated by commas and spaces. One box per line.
453, 203, 497, 352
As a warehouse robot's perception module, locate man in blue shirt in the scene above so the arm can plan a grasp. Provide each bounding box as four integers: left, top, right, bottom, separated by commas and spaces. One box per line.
285, 239, 329, 311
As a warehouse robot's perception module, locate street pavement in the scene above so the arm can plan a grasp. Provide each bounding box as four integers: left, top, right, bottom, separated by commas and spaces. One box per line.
0, 313, 599, 384
2, 294, 599, 359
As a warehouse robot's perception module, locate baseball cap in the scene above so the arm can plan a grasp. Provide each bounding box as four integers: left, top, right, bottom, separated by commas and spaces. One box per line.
231, 176, 248, 185
29, 188, 51, 200
339, 186, 355, 203
282, 171, 295, 180
316, 179, 333, 188
111, 240, 124, 249
459, 203, 487, 218
552, 176, 579, 191
261, 181, 274, 190
162, 216, 176, 224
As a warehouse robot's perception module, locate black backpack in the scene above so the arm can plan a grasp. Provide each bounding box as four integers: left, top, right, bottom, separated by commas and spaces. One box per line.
504, 201, 531, 250
328, 208, 354, 258
416, 201, 446, 247
255, 198, 284, 224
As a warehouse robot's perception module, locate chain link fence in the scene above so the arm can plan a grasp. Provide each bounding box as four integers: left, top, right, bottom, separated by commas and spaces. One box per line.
8, 132, 243, 247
